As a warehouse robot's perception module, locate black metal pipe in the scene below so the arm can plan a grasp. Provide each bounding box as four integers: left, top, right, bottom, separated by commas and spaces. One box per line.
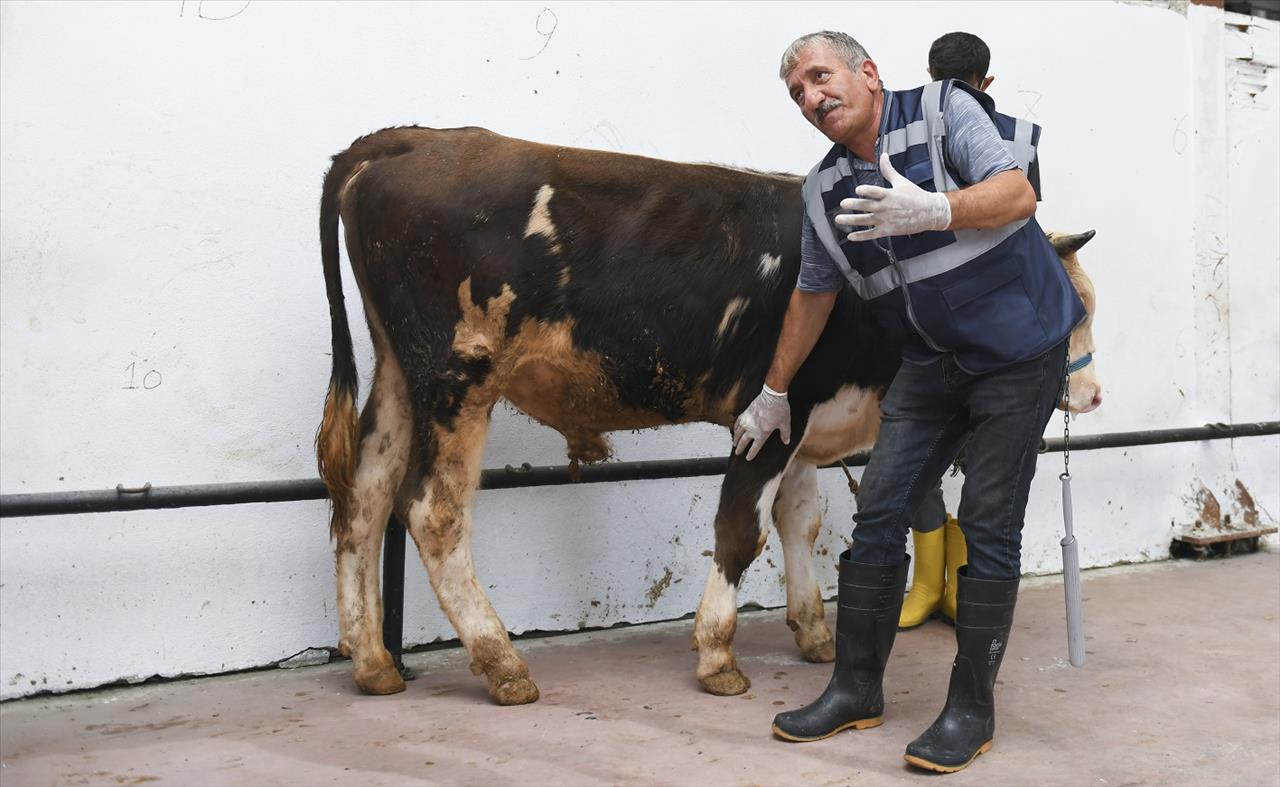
0, 479, 328, 518
4, 419, 1277, 677
482, 456, 733, 489
1037, 421, 1280, 452
3, 421, 1277, 519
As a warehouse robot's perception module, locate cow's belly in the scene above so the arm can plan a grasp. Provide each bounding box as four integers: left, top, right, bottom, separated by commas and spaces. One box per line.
503, 356, 670, 434
794, 384, 882, 465
495, 319, 678, 463
496, 318, 740, 457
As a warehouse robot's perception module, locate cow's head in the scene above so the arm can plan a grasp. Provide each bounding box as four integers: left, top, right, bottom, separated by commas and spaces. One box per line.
1049, 230, 1101, 413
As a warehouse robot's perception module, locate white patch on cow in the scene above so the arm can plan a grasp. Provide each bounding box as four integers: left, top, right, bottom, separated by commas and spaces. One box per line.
523, 184, 563, 256
773, 462, 833, 659
757, 253, 782, 285
693, 566, 739, 676
428, 538, 504, 644
340, 160, 370, 204
714, 297, 748, 346
775, 463, 821, 597
352, 364, 411, 505
795, 383, 881, 465
403, 484, 435, 530
337, 346, 411, 670
335, 549, 365, 651
699, 567, 736, 629
753, 468, 788, 550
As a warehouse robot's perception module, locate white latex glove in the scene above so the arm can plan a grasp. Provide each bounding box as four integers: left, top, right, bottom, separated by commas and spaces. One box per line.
834, 153, 951, 242
732, 384, 791, 461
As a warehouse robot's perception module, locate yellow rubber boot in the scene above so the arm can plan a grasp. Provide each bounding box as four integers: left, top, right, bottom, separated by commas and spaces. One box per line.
941, 516, 967, 622
898, 527, 945, 629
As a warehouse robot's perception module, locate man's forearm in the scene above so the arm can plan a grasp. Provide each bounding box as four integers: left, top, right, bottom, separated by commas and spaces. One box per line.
764, 289, 838, 392
945, 168, 1036, 230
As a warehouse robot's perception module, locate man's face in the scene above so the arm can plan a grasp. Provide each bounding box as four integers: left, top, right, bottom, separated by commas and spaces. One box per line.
784, 43, 881, 146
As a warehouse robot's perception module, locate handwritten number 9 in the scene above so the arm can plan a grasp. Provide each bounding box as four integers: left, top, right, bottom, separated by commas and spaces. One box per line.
522, 7, 558, 61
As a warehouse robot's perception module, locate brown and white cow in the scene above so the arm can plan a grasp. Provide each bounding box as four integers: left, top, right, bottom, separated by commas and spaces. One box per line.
315, 126, 1099, 704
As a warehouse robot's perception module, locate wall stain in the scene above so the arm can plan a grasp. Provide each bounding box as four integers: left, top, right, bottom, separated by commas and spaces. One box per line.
645, 568, 673, 607
1194, 483, 1222, 531
1234, 479, 1259, 528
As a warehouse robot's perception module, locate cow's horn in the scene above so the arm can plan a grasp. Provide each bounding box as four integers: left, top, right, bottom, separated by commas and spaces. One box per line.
1051, 229, 1096, 257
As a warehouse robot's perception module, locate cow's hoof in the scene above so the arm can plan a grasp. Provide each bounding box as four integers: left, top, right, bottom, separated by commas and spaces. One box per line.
355, 666, 407, 695
490, 676, 540, 706
800, 633, 836, 663
700, 669, 751, 696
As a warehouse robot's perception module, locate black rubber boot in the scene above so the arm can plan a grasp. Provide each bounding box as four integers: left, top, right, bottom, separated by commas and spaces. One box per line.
904, 567, 1019, 773
771, 551, 909, 742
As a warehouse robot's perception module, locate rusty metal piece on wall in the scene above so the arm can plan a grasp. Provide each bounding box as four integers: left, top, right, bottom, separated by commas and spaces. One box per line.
1171, 527, 1278, 559
1174, 478, 1276, 559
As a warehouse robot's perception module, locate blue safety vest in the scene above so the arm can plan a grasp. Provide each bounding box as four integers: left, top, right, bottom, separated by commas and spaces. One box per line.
802, 80, 1084, 373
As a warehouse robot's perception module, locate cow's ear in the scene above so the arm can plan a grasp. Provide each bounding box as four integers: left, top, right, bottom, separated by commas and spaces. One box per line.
1050, 230, 1096, 257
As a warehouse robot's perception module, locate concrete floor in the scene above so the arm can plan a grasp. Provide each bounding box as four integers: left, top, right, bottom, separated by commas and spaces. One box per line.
2, 552, 1278, 787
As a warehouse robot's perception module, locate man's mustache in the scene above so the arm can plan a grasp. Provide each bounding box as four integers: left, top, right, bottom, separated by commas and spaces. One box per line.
816, 99, 843, 123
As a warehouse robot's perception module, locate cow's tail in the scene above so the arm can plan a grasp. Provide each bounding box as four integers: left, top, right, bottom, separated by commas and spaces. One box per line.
316, 152, 362, 542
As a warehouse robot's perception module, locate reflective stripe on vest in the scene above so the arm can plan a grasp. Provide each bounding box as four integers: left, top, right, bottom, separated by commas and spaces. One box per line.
1009, 115, 1036, 173
923, 80, 1040, 192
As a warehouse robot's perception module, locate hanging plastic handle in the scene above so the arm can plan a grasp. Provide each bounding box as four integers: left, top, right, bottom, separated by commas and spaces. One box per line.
1060, 473, 1086, 667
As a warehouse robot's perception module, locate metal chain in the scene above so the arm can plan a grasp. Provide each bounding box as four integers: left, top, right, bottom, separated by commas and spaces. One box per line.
1061, 351, 1071, 480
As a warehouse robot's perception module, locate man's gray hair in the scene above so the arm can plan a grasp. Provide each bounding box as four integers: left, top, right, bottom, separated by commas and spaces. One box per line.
779, 31, 872, 80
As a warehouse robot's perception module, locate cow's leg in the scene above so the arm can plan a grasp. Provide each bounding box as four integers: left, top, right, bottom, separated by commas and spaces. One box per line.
336, 351, 412, 695
400, 394, 539, 706
694, 449, 792, 696
772, 462, 836, 663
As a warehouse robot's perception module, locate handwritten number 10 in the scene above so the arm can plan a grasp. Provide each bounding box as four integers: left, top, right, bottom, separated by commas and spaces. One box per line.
124, 362, 163, 390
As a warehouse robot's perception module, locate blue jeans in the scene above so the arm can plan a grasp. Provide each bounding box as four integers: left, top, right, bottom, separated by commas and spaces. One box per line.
850, 340, 1068, 580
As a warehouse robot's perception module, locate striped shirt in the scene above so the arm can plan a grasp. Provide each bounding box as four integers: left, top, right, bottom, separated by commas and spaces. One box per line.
797, 88, 1021, 293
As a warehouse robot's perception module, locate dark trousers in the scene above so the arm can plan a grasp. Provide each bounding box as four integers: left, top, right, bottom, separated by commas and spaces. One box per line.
914, 483, 948, 533
850, 340, 1068, 580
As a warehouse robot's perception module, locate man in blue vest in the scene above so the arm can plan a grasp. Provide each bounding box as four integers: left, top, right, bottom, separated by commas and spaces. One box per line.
734, 31, 1084, 772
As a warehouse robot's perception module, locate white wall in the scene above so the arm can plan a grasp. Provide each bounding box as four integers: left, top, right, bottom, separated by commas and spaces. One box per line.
1, 1, 1276, 699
